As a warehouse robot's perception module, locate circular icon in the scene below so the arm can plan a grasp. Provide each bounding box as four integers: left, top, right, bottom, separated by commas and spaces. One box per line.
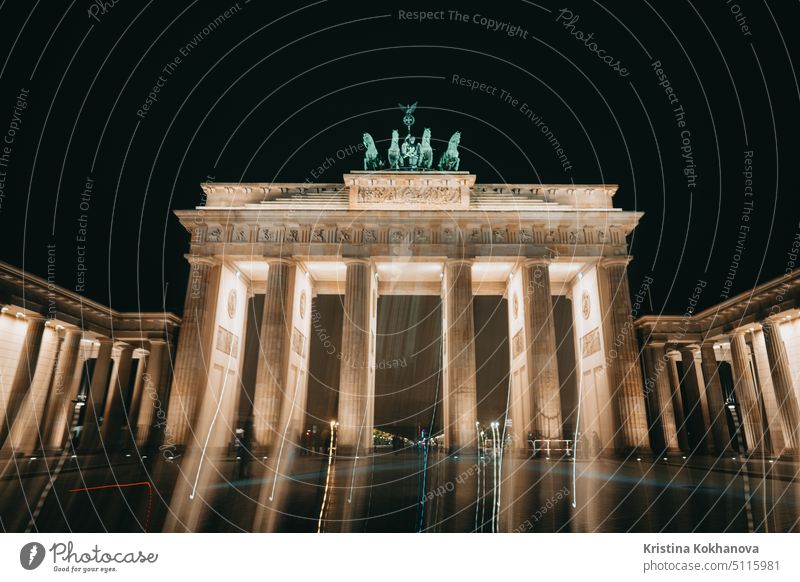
299, 291, 307, 319
582, 290, 591, 320
227, 289, 237, 319
513, 294, 519, 319
20, 542, 45, 570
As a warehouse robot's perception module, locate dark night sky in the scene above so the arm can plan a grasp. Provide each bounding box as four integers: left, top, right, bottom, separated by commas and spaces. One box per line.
0, 0, 798, 317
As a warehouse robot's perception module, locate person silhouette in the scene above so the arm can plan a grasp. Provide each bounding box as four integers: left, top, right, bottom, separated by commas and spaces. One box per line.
237, 419, 252, 478
591, 431, 601, 458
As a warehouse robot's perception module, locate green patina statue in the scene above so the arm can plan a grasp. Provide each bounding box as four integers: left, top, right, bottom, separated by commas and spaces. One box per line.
401, 134, 420, 169
388, 129, 401, 170
362, 132, 383, 170
361, 103, 460, 172
438, 131, 461, 171
419, 128, 433, 170
398, 102, 417, 133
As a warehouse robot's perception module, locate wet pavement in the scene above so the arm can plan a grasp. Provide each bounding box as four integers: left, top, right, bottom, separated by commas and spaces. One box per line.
2, 448, 799, 533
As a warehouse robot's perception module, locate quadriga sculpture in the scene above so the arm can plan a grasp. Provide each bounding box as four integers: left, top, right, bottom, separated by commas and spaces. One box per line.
438, 131, 460, 171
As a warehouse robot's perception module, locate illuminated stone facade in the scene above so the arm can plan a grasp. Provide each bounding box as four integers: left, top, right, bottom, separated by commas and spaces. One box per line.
0, 262, 178, 457
165, 171, 650, 471
636, 272, 800, 457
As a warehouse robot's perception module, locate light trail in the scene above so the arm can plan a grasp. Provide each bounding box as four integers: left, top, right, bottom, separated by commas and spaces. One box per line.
316, 420, 337, 533
728, 404, 754, 532
418, 327, 443, 532
572, 353, 584, 508
269, 370, 302, 502
416, 437, 423, 530
349, 344, 378, 504
495, 430, 505, 532
496, 373, 513, 532
474, 421, 481, 531
190, 356, 234, 500
490, 421, 499, 533
480, 428, 487, 531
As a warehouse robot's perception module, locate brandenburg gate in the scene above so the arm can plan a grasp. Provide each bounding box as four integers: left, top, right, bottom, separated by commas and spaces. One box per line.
164, 170, 650, 469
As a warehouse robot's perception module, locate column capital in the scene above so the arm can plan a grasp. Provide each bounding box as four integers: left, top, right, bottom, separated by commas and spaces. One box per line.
21, 312, 48, 323
644, 341, 667, 349
761, 315, 785, 328
112, 342, 135, 358
342, 257, 371, 267
264, 257, 294, 267
699, 341, 719, 353
185, 254, 220, 266
60, 326, 84, 337
522, 257, 552, 267
728, 331, 753, 354
444, 258, 473, 268
599, 256, 633, 268
147, 338, 168, 347
760, 318, 786, 344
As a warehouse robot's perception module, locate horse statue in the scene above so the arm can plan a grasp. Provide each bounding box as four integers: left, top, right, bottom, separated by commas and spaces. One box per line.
363, 133, 383, 171
438, 131, 461, 171
387, 129, 401, 170
419, 128, 433, 170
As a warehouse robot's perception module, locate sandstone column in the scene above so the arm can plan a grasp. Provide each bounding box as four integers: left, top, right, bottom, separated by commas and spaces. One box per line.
521, 258, 562, 440
40, 328, 82, 450
505, 270, 532, 453
78, 338, 114, 451
166, 256, 222, 447
0, 315, 46, 448
153, 342, 174, 449
761, 318, 800, 454
6, 319, 60, 456
252, 259, 293, 449
336, 259, 374, 452
100, 343, 134, 449
253, 266, 316, 533
666, 351, 690, 451
679, 346, 714, 452
125, 350, 148, 448
597, 258, 650, 452
134, 340, 167, 447
442, 259, 478, 454
34, 330, 65, 451
643, 344, 680, 452
699, 343, 733, 454
729, 332, 764, 454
